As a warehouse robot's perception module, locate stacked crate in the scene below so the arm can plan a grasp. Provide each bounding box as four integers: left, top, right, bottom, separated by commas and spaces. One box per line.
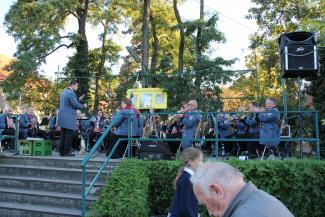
32, 140, 52, 156
18, 140, 52, 156
18, 140, 33, 155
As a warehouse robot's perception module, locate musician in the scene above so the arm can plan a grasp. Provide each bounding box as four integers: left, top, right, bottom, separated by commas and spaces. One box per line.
40, 112, 50, 126
179, 100, 201, 149
105, 98, 140, 158
88, 110, 107, 150
232, 107, 248, 152
19, 105, 39, 139
257, 98, 281, 148
243, 102, 261, 157
166, 103, 187, 154
167, 103, 187, 135
0, 106, 16, 150
217, 110, 233, 154
48, 109, 61, 140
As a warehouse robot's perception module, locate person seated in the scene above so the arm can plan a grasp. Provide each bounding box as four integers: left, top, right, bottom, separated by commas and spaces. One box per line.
105, 98, 140, 159
19, 105, 40, 139
88, 110, 107, 150
72, 110, 92, 151
217, 109, 233, 155
232, 107, 248, 154
166, 103, 187, 154
40, 112, 50, 126
243, 102, 261, 158
48, 109, 61, 140
0, 106, 16, 150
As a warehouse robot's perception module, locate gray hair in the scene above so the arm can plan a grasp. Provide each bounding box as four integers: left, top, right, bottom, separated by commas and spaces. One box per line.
191, 162, 244, 196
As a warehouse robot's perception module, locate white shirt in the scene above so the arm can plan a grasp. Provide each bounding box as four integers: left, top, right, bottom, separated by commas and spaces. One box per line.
184, 167, 195, 176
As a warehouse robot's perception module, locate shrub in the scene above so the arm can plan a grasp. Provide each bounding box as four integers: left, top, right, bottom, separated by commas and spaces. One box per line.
93, 159, 325, 217
91, 160, 150, 217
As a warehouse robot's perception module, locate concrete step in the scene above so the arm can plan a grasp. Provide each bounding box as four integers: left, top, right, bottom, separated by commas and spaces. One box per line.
0, 201, 81, 217
0, 164, 111, 182
0, 155, 119, 170
0, 187, 96, 210
0, 175, 105, 195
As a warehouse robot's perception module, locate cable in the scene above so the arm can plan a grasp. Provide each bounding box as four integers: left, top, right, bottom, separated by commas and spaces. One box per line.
193, 0, 256, 32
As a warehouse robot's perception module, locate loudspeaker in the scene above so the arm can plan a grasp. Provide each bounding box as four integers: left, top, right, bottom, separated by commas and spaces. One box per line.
279, 31, 319, 78
137, 141, 172, 160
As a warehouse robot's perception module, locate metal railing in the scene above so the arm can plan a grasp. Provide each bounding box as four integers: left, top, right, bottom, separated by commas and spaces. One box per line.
81, 114, 123, 217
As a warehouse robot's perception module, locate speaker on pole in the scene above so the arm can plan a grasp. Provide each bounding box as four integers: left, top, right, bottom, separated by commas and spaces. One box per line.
279, 31, 319, 78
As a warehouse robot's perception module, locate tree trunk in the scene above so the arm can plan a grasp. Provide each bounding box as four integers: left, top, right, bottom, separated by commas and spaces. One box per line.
142, 0, 150, 86
150, 14, 159, 74
196, 0, 204, 64
93, 20, 109, 114
75, 0, 90, 104
173, 0, 184, 74
194, 0, 204, 89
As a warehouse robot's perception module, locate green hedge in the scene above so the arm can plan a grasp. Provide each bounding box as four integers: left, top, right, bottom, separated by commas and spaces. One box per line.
91, 160, 150, 217
92, 159, 325, 217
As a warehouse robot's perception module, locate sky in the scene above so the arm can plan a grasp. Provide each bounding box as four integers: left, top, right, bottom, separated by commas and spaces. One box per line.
0, 0, 258, 80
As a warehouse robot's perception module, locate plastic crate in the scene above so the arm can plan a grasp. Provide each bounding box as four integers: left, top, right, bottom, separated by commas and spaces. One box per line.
19, 140, 33, 155
32, 140, 52, 156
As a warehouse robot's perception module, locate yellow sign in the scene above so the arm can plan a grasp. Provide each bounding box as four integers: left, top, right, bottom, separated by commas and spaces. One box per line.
127, 88, 167, 109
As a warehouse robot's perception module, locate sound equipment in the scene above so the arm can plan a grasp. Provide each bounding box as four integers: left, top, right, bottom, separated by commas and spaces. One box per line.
279, 31, 319, 78
137, 140, 173, 160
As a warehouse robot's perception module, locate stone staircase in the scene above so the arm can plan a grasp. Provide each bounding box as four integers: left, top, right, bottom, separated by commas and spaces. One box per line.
0, 155, 118, 217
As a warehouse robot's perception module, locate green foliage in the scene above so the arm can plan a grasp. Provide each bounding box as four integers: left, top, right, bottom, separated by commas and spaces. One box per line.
305, 48, 325, 157
91, 160, 150, 217
230, 0, 323, 107
94, 159, 325, 217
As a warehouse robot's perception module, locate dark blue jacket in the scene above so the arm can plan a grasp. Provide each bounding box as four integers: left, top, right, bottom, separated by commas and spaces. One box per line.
233, 120, 248, 135
244, 113, 260, 134
258, 107, 281, 146
19, 113, 38, 139
169, 169, 199, 217
218, 115, 232, 138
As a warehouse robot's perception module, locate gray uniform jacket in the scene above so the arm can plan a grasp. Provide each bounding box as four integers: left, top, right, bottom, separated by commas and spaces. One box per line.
181, 110, 201, 148
258, 107, 281, 146
58, 88, 84, 130
223, 182, 294, 217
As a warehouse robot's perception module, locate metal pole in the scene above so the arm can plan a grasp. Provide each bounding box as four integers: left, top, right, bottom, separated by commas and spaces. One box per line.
127, 115, 131, 158
81, 165, 86, 217
254, 51, 260, 104
314, 111, 320, 160
297, 77, 303, 159
282, 79, 288, 124
214, 112, 219, 160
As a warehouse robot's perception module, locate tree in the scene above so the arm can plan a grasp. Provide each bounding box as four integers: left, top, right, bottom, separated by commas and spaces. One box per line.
3, 0, 92, 103
142, 0, 150, 86
172, 0, 185, 74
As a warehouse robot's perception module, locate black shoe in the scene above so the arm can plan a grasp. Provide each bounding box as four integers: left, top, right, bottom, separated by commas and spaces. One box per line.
64, 153, 75, 156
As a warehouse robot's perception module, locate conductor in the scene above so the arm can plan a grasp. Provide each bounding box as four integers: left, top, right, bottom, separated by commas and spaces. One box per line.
58, 80, 86, 156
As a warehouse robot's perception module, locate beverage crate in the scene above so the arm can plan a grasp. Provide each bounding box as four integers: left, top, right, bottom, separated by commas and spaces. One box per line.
18, 140, 33, 155
32, 140, 52, 156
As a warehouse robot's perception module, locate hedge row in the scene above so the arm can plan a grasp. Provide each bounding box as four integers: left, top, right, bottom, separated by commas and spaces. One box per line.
91, 160, 150, 217
92, 159, 325, 217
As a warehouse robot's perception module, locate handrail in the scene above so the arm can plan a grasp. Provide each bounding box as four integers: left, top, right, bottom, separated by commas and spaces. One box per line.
81, 114, 121, 217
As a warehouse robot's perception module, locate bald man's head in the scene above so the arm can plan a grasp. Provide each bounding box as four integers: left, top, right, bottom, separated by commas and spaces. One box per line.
187, 100, 198, 111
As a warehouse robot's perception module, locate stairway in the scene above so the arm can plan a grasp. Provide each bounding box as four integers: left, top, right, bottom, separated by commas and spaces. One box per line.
0, 155, 118, 217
